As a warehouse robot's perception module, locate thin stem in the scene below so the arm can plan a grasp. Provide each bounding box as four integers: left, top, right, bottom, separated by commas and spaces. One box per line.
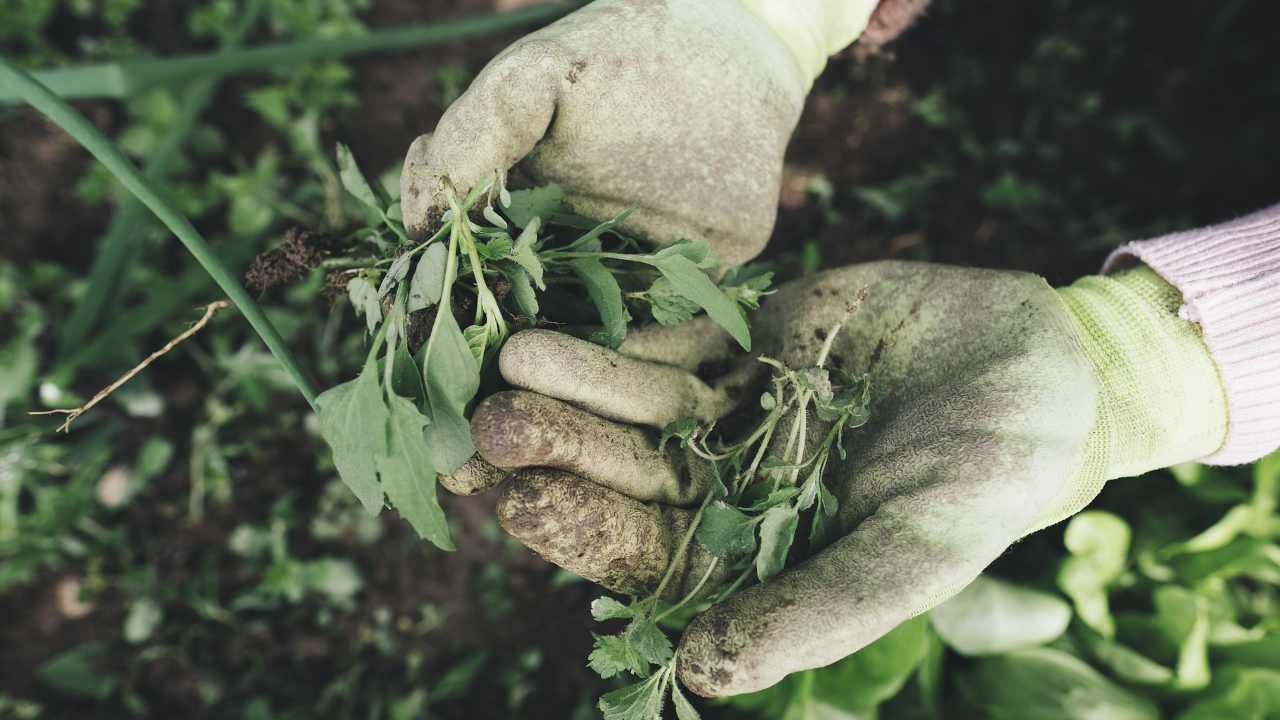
651, 490, 716, 603
0, 58, 319, 409
655, 558, 720, 623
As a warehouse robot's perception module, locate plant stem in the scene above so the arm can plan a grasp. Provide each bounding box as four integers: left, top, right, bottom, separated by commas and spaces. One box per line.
0, 58, 320, 409
1, 4, 576, 102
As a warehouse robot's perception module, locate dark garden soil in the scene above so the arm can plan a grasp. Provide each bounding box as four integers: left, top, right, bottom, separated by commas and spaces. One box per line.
1, 0, 1276, 716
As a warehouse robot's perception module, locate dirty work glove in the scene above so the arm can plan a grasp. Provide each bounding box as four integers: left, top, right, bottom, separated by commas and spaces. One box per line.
469, 261, 1228, 696
400, 0, 879, 268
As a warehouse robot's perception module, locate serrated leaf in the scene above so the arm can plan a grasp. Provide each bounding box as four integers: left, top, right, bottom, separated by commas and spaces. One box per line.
648, 276, 700, 326
671, 681, 702, 720
377, 393, 454, 550
627, 618, 674, 667
511, 217, 545, 289
591, 596, 636, 621
570, 256, 629, 349
463, 324, 488, 364
505, 184, 564, 228
599, 674, 666, 720
408, 242, 448, 313
336, 142, 387, 211
756, 504, 799, 582
697, 501, 758, 560
316, 355, 388, 515
658, 418, 699, 453
589, 633, 648, 679
647, 253, 750, 351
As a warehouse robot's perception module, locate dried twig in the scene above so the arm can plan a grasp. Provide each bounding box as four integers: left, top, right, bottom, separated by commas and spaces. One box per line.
31, 300, 232, 432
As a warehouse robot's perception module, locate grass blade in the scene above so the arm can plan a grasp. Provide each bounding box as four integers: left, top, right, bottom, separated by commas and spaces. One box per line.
0, 57, 319, 408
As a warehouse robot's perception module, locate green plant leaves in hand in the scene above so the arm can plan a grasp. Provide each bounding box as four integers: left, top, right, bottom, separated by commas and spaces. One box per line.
696, 501, 758, 561
570, 256, 630, 350
377, 394, 454, 550
422, 306, 479, 474
316, 353, 388, 515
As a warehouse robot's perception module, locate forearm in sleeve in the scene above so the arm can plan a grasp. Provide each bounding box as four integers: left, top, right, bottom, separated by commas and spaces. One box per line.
1105, 204, 1280, 465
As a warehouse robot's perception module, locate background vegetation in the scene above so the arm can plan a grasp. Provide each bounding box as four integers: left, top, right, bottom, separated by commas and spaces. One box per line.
2, 0, 1277, 717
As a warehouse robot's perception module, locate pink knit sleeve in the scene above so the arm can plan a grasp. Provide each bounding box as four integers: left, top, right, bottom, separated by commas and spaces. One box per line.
1103, 204, 1280, 465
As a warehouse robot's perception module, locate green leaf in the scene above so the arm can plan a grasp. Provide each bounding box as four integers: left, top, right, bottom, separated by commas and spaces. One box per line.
930, 575, 1071, 656
123, 598, 163, 644
647, 253, 750, 351
591, 596, 636, 621
1154, 586, 1211, 690
508, 266, 540, 318
407, 242, 448, 313
511, 217, 545, 289
1057, 510, 1130, 637
346, 276, 383, 334
658, 418, 699, 452
570, 257, 629, 350
1179, 667, 1280, 720
627, 617, 674, 667
599, 673, 666, 720
671, 682, 701, 720
756, 504, 799, 582
505, 184, 564, 228
648, 276, 700, 326
697, 501, 758, 561
422, 305, 479, 473
390, 342, 426, 406
959, 647, 1159, 720
316, 354, 388, 515
728, 615, 930, 717
336, 142, 387, 211
38, 642, 118, 701
589, 633, 648, 679
377, 393, 454, 550
378, 252, 413, 297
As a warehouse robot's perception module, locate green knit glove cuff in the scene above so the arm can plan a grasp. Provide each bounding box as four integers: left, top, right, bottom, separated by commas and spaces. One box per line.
739, 0, 879, 87
1034, 266, 1229, 530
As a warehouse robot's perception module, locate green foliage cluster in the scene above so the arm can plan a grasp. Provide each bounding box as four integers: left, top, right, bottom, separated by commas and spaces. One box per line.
588, 320, 872, 718
317, 145, 769, 549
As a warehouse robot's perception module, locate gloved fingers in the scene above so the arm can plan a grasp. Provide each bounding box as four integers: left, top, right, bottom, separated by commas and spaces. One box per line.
616, 315, 738, 372
438, 455, 507, 496
496, 468, 725, 598
676, 485, 1027, 697
498, 329, 738, 428
471, 390, 713, 506
400, 41, 563, 239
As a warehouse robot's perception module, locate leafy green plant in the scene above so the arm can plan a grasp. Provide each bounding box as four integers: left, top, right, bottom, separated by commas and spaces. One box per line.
585, 306, 871, 718
315, 145, 769, 550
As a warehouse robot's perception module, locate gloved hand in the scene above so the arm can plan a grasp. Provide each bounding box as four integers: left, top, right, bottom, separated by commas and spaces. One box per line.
399, 0, 879, 268
468, 260, 1228, 696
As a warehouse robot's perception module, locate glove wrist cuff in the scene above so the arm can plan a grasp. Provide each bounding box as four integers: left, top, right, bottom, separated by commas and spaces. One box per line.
1057, 267, 1228, 487
738, 0, 879, 87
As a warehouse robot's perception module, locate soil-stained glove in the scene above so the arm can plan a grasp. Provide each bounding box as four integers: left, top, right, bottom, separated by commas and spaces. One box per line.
469, 261, 1228, 696
401, 0, 877, 269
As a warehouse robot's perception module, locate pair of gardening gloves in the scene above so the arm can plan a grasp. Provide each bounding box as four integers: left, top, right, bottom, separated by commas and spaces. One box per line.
398, 0, 1229, 697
